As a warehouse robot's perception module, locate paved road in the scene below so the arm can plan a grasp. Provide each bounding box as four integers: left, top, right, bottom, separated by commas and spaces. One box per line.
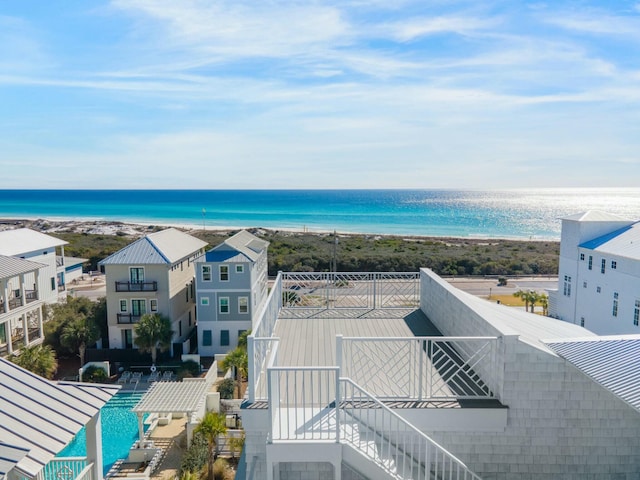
445, 276, 558, 296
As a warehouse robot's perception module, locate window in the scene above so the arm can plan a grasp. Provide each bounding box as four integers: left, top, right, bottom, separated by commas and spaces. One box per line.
130, 267, 144, 283
580, 253, 585, 261
583, 282, 587, 288
613, 292, 619, 317
201, 297, 210, 306
580, 317, 585, 327
611, 260, 617, 269
219, 297, 229, 314
202, 330, 212, 346
220, 330, 230, 346
239, 297, 248, 314
563, 275, 572, 297
150, 299, 158, 312
601, 259, 606, 274
236, 265, 244, 273
50, 277, 56, 291
120, 300, 128, 312
597, 286, 601, 293
202, 265, 211, 281
131, 299, 146, 316
219, 265, 229, 282
588, 256, 593, 270
634, 301, 640, 326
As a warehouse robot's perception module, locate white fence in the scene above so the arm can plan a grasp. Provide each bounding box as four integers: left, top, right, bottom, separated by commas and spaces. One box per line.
34, 458, 93, 480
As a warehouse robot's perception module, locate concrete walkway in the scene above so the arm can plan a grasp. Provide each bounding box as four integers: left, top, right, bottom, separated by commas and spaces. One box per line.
149, 419, 187, 480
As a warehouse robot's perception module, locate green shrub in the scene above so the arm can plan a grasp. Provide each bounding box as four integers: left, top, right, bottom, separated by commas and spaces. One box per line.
213, 458, 234, 480
82, 365, 108, 383
180, 432, 207, 475
217, 378, 235, 399
177, 360, 201, 380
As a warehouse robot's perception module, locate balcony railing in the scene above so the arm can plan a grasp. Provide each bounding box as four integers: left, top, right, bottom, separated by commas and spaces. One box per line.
0, 300, 5, 314
117, 313, 142, 324
115, 281, 158, 292
58, 284, 66, 292
9, 297, 23, 309
25, 290, 38, 303
35, 457, 93, 480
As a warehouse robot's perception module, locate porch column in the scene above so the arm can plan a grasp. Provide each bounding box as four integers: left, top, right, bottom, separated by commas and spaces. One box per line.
18, 274, 25, 306
7, 318, 13, 355
21, 313, 29, 347
86, 411, 103, 480
138, 412, 145, 443
38, 305, 44, 339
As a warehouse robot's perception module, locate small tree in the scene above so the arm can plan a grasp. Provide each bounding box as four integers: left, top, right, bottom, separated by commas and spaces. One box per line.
134, 313, 173, 364
60, 316, 100, 367
8, 344, 58, 379
539, 293, 549, 316
513, 289, 530, 311
237, 329, 251, 351
221, 348, 248, 398
217, 378, 236, 400
194, 412, 228, 480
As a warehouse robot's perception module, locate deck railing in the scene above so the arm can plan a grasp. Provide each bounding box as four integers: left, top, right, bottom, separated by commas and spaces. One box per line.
339, 336, 499, 401
280, 272, 419, 315
35, 457, 93, 480
247, 273, 282, 402
25, 290, 38, 303
340, 378, 482, 480
117, 313, 142, 324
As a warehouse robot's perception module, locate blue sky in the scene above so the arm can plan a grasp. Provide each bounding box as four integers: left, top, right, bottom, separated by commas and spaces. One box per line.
1, 1, 640, 189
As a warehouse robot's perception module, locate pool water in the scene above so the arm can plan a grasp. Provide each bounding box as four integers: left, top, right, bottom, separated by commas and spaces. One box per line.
58, 392, 148, 475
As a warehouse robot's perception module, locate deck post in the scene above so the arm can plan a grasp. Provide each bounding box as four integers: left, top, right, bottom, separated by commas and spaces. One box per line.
248, 336, 255, 403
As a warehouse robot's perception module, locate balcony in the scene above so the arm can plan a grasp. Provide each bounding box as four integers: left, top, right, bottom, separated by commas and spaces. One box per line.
115, 281, 158, 292
25, 290, 38, 303
58, 284, 66, 292
117, 313, 142, 324
9, 297, 23, 309
0, 300, 5, 314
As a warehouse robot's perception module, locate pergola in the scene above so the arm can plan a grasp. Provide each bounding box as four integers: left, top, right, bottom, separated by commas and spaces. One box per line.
132, 380, 213, 443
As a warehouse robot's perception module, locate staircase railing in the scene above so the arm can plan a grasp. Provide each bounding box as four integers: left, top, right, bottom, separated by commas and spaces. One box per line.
340, 378, 482, 480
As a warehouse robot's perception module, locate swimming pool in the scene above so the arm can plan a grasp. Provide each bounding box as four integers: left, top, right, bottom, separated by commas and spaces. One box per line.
58, 392, 148, 475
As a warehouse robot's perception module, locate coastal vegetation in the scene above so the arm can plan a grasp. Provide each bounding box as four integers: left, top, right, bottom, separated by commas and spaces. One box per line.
53, 227, 560, 277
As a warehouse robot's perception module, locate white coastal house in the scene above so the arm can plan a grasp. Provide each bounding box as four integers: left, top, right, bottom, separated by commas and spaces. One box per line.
99, 228, 207, 356
0, 357, 120, 480
0, 228, 71, 304
240, 269, 640, 479
195, 230, 269, 355
548, 211, 640, 334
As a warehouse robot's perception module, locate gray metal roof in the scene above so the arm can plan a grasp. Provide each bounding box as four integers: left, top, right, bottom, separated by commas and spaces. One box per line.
132, 380, 211, 414
210, 230, 268, 262
0, 229, 67, 256
0, 358, 120, 478
579, 222, 640, 261
99, 228, 207, 266
544, 336, 640, 413
0, 255, 46, 279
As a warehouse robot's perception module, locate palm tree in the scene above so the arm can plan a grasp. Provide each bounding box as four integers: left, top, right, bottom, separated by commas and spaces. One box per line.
237, 329, 251, 351
539, 293, 549, 316
194, 412, 228, 480
221, 348, 248, 398
60, 316, 100, 367
8, 344, 58, 379
513, 290, 530, 311
134, 313, 173, 364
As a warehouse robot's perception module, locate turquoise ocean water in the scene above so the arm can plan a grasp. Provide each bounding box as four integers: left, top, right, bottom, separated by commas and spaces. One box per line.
1, 188, 639, 240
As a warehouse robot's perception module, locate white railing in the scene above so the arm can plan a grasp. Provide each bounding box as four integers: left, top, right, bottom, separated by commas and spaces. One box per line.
340, 378, 482, 480
280, 272, 420, 313
268, 366, 340, 442
247, 273, 283, 402
35, 458, 93, 480
339, 336, 499, 401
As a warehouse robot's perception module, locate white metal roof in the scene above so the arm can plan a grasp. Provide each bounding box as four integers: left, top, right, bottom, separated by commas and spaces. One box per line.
427, 271, 596, 353
99, 228, 207, 266
0, 358, 120, 478
210, 230, 268, 262
0, 255, 46, 279
132, 380, 212, 414
579, 222, 640, 261
0, 442, 28, 480
561, 210, 633, 223
0, 229, 67, 256
544, 336, 640, 413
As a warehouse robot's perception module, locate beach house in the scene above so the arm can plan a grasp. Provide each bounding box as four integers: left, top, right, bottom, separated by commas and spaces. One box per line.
548, 211, 640, 334
241, 269, 640, 479
0, 357, 119, 480
0, 228, 71, 303
99, 228, 207, 356
195, 230, 269, 355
